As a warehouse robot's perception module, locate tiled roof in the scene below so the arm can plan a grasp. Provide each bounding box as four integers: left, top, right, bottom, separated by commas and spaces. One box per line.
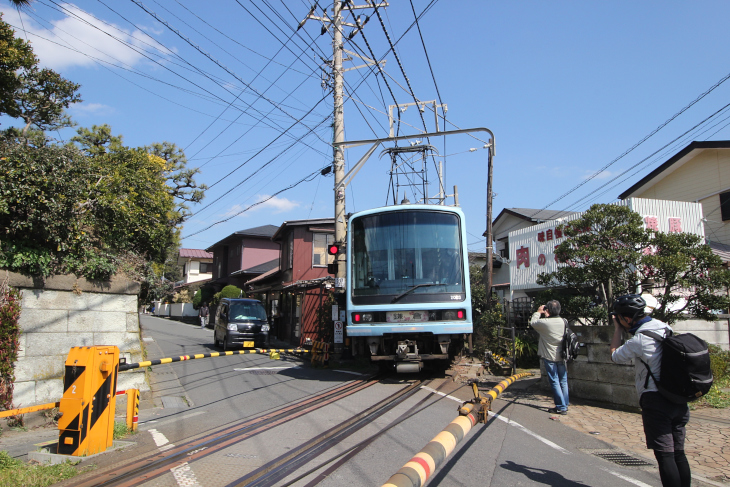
235, 225, 280, 237
179, 248, 213, 259
246, 266, 280, 285
504, 208, 575, 221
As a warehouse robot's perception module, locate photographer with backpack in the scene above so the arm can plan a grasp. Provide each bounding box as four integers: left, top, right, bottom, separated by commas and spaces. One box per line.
610, 294, 690, 487
531, 300, 569, 415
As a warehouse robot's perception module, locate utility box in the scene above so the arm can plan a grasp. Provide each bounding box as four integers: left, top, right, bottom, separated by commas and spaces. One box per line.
58, 346, 119, 456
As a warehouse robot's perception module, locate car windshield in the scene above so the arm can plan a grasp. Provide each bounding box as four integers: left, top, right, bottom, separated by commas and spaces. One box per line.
229, 303, 267, 321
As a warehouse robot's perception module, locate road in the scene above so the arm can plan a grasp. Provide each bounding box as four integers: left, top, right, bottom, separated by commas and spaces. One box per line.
95, 314, 667, 487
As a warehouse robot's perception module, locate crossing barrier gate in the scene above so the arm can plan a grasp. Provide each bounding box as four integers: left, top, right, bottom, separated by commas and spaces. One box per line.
310, 341, 330, 366
57, 346, 119, 456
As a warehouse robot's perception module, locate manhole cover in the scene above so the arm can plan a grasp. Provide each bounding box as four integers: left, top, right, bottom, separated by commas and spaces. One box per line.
592, 451, 652, 467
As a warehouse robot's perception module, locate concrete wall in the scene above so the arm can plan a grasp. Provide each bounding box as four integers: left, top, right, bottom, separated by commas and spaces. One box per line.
7, 271, 148, 407
543, 317, 730, 408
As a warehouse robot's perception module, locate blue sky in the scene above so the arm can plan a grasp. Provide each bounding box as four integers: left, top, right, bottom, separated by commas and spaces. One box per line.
2, 1, 730, 254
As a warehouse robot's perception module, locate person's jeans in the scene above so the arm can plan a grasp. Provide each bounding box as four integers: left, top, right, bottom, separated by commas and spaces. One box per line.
200, 316, 209, 328
543, 358, 569, 411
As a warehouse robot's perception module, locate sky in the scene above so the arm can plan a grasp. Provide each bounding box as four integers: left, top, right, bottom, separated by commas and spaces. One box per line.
2, 1, 730, 254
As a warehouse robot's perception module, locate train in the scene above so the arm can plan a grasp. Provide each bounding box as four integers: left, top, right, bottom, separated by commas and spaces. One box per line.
345, 204, 473, 373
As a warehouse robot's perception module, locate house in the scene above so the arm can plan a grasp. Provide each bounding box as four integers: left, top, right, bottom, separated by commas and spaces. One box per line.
245, 218, 335, 346
618, 140, 730, 267
490, 208, 575, 299
205, 225, 280, 291
177, 248, 213, 285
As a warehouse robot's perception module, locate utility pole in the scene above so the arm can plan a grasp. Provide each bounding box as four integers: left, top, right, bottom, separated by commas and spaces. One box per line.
332, 0, 346, 286
484, 146, 494, 309
300, 2, 385, 289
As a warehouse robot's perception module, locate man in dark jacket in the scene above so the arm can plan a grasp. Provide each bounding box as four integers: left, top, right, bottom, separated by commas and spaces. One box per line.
199, 302, 210, 329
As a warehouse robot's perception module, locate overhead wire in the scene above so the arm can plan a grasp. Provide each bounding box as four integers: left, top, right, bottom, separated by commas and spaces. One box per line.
129, 0, 332, 147
182, 165, 329, 239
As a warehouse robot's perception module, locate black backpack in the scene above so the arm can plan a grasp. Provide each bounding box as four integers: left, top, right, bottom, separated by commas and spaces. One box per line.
639, 330, 714, 404
561, 318, 580, 362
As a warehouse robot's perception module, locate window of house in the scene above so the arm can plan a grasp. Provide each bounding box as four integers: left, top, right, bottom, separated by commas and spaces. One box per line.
282, 233, 293, 270
500, 239, 509, 258
199, 263, 212, 274
312, 233, 335, 267
721, 191, 730, 222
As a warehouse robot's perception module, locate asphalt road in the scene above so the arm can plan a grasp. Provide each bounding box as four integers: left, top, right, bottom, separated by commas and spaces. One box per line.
137, 315, 667, 487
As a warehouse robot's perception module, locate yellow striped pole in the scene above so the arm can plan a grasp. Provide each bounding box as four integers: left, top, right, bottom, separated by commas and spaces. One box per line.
381, 371, 533, 487
0, 402, 59, 418
126, 389, 139, 431
118, 348, 310, 372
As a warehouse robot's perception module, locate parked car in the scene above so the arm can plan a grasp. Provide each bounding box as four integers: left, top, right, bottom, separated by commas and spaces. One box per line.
213, 298, 269, 351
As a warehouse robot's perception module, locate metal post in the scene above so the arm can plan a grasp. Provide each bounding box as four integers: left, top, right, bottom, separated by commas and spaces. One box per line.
484, 144, 494, 309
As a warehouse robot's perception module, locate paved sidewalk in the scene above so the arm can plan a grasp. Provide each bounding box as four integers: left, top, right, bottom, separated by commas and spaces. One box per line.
488, 370, 730, 486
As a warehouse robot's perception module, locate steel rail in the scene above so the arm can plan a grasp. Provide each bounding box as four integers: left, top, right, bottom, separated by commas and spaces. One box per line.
278, 379, 456, 487
233, 379, 430, 487
69, 377, 379, 487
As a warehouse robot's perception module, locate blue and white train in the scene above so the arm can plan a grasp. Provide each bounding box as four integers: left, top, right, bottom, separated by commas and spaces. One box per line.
345, 204, 472, 373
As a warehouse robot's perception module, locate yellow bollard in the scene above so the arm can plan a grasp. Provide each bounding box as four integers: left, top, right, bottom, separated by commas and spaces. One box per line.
269, 350, 281, 360
125, 389, 139, 432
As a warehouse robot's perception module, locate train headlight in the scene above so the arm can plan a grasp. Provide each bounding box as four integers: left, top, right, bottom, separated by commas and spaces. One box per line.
361, 313, 373, 322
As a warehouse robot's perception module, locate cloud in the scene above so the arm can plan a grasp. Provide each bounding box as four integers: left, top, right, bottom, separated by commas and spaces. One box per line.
221, 196, 300, 218
0, 3, 171, 71
583, 169, 613, 180
70, 102, 113, 115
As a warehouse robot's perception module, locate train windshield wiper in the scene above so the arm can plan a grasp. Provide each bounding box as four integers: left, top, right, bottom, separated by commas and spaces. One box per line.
391, 283, 439, 303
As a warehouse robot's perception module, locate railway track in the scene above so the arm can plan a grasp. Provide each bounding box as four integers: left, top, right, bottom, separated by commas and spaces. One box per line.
69, 376, 380, 487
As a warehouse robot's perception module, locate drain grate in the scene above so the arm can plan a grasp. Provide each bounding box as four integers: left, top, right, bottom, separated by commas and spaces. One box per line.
592, 451, 652, 467
249, 370, 278, 375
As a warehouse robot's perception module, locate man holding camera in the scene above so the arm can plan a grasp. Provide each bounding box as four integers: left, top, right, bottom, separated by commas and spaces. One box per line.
610, 294, 690, 487
530, 300, 569, 415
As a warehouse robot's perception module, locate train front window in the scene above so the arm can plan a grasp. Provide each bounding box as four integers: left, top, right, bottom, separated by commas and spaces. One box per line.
351, 211, 464, 300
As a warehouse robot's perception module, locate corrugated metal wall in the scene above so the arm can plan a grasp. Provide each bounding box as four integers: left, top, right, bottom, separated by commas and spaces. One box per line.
508, 198, 705, 291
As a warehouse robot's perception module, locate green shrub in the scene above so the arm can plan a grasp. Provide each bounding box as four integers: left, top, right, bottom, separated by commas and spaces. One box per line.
219, 285, 242, 300
0, 282, 22, 419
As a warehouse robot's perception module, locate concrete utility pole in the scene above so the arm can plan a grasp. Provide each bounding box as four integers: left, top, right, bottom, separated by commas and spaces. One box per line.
333, 0, 346, 285
484, 148, 494, 309
300, 2, 385, 289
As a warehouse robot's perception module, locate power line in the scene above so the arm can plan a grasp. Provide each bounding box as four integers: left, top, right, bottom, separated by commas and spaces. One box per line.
183, 165, 329, 239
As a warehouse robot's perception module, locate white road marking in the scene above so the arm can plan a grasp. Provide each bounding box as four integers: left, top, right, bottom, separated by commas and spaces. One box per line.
419, 385, 570, 455
148, 428, 170, 447
421, 386, 463, 403
171, 462, 202, 487
601, 467, 653, 487
487, 411, 571, 455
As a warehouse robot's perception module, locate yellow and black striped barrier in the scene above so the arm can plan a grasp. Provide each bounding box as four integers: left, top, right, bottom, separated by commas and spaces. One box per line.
0, 401, 60, 418
118, 348, 309, 372
381, 371, 534, 487
310, 341, 330, 367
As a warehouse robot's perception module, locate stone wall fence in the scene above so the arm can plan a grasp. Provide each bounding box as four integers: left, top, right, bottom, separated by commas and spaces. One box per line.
6, 271, 147, 409
540, 315, 730, 409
